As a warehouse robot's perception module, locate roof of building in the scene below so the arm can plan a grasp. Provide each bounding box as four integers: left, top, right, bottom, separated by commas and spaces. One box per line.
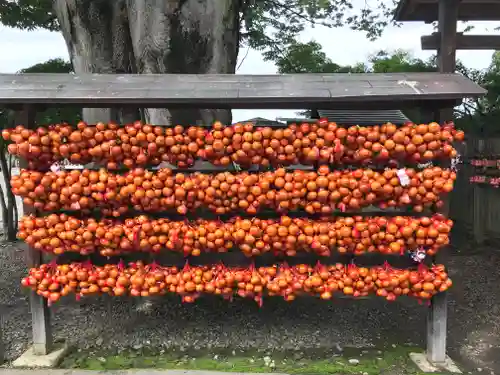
316, 109, 412, 125
233, 117, 285, 126
394, 0, 500, 22
0, 72, 485, 109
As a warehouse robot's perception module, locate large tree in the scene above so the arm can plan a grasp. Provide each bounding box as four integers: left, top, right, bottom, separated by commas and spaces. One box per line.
0, 0, 396, 125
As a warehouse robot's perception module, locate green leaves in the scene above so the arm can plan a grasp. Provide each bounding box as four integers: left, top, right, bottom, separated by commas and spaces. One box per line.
368, 49, 436, 73
275, 43, 434, 75
19, 57, 72, 73
240, 0, 397, 59
274, 40, 368, 73
0, 0, 58, 30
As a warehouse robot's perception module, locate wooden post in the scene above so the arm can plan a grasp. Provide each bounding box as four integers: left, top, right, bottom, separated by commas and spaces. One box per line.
437, 0, 459, 121
425, 0, 460, 366
426, 292, 448, 365
473, 139, 485, 244
17, 106, 53, 355
426, 117, 451, 366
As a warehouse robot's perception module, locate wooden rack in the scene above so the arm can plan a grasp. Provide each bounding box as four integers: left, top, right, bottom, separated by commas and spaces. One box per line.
0, 72, 485, 365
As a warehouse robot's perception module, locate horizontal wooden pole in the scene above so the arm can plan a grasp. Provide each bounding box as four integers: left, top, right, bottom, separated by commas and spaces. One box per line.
422, 33, 500, 50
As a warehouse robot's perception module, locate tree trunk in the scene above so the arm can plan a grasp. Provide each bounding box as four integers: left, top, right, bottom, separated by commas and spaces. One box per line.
54, 0, 240, 126
53, 0, 140, 124
127, 0, 239, 125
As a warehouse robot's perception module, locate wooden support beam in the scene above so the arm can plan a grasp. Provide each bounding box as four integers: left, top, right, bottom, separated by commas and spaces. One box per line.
437, 0, 459, 73
16, 106, 53, 356
437, 0, 459, 122
425, 2, 458, 357
422, 33, 500, 50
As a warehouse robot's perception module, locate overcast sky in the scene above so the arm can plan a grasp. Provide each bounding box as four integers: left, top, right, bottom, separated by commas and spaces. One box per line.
0, 19, 497, 123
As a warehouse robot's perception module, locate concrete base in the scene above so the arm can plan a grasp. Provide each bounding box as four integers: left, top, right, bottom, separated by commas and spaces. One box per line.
409, 352, 462, 373
12, 344, 69, 368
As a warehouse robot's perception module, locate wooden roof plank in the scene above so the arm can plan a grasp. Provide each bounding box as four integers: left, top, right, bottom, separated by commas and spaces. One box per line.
394, 0, 500, 21
0, 73, 485, 109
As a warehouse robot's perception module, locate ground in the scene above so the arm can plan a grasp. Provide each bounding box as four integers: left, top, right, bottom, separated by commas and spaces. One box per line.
59, 346, 447, 374
0, 241, 498, 374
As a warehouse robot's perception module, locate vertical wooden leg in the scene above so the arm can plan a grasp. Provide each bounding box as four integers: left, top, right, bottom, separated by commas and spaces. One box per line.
17, 105, 53, 356
29, 293, 52, 355
27, 246, 53, 356
426, 291, 448, 365
30, 295, 52, 355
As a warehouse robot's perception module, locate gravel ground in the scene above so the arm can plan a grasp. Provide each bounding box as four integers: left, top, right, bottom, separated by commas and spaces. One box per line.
0, 241, 499, 374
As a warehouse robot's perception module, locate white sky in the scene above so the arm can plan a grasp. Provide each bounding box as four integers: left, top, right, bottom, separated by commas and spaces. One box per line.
0, 19, 498, 123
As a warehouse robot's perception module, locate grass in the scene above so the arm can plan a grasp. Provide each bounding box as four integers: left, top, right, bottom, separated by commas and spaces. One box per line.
59, 345, 456, 374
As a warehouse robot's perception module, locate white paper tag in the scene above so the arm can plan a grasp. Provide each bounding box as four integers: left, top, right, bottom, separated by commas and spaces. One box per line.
61, 159, 84, 170
396, 169, 410, 186
64, 164, 84, 169
50, 162, 61, 172
410, 248, 426, 263
451, 152, 462, 172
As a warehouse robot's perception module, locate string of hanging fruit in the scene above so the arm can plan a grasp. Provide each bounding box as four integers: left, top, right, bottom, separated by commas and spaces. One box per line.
3, 120, 464, 169
12, 166, 455, 215
22, 261, 452, 305
19, 214, 451, 257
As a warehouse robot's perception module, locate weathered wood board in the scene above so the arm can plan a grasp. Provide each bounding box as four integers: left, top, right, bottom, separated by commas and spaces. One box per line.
0, 73, 485, 109
395, 0, 500, 22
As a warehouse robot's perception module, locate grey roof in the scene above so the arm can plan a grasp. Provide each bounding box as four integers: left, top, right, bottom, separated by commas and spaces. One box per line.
232, 117, 285, 126
0, 72, 485, 109
316, 109, 412, 125
394, 0, 500, 22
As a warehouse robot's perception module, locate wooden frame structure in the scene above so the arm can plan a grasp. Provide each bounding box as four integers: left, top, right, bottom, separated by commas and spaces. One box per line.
394, 0, 498, 367
0, 72, 485, 364
421, 33, 500, 50
395, 0, 500, 68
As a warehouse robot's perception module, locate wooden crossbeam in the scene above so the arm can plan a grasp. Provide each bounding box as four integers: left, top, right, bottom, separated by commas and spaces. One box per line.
422, 32, 500, 50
